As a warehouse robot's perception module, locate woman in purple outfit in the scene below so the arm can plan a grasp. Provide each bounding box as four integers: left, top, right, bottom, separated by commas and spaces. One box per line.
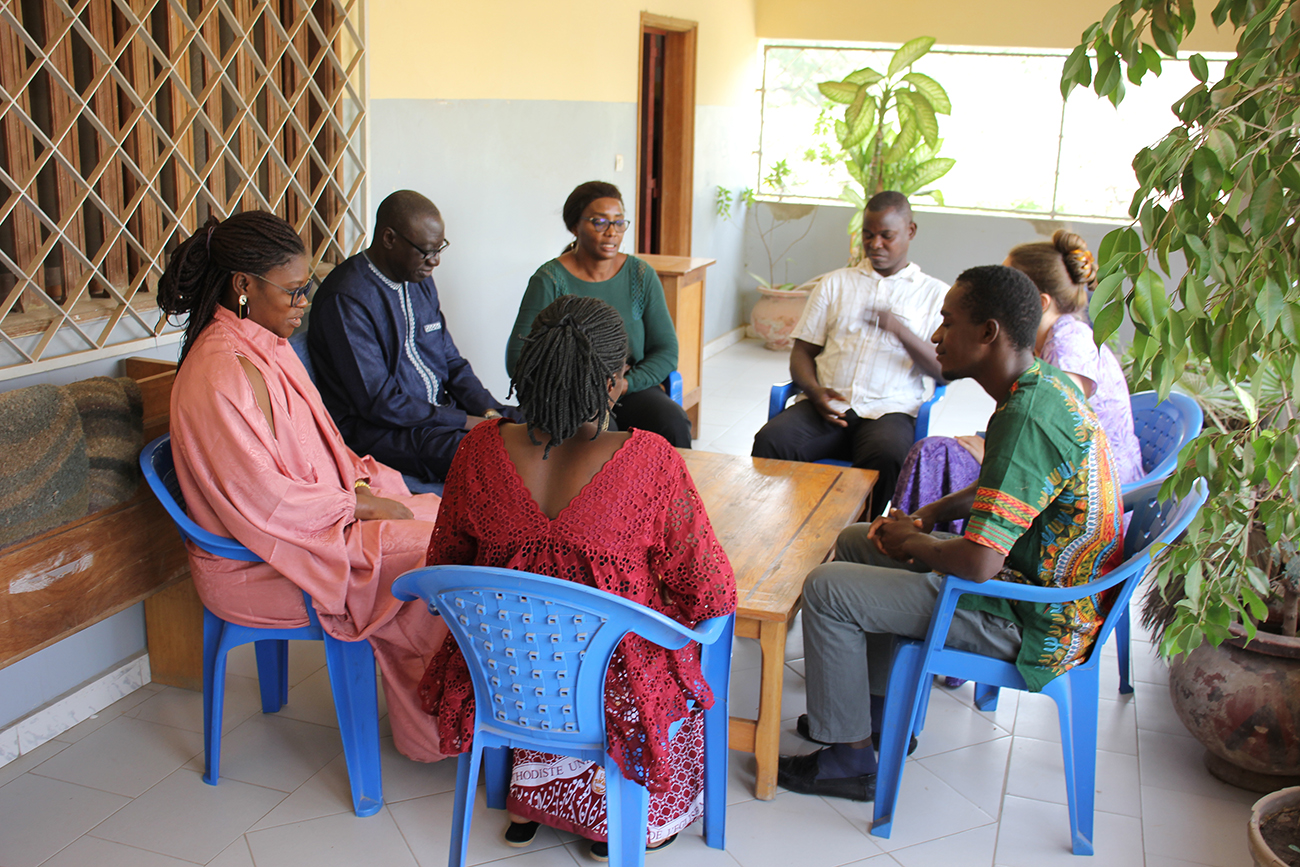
894, 230, 1144, 536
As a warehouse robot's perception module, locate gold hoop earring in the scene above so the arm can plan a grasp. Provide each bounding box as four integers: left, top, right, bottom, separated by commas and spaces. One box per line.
237, 294, 249, 319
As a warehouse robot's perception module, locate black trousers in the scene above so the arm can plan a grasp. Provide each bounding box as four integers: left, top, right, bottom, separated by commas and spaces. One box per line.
613, 385, 693, 448
751, 400, 915, 519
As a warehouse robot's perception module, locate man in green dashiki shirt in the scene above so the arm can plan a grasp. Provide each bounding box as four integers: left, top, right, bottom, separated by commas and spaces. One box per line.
777, 264, 1124, 803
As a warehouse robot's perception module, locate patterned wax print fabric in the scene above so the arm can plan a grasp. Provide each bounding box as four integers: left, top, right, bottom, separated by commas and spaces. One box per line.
418, 421, 736, 842
170, 306, 447, 761
1040, 314, 1143, 485
959, 360, 1124, 692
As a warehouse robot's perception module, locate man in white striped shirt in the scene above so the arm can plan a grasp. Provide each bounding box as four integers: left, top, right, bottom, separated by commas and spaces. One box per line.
752, 192, 947, 519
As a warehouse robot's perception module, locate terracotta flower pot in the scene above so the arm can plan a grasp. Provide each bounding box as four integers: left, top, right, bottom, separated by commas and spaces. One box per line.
1169, 623, 1300, 791
751, 286, 810, 351
1247, 786, 1300, 867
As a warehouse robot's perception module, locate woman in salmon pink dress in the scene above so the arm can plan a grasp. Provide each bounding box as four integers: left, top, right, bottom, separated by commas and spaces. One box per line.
159, 210, 446, 762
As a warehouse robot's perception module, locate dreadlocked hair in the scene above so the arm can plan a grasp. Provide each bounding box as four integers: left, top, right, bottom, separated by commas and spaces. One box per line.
157, 211, 306, 364
510, 295, 628, 459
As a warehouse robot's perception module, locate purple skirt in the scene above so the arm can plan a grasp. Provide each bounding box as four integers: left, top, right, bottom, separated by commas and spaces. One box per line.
891, 437, 982, 536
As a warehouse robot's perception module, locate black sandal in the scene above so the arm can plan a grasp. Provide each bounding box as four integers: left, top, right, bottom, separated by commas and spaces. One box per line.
504, 820, 539, 847
589, 833, 677, 861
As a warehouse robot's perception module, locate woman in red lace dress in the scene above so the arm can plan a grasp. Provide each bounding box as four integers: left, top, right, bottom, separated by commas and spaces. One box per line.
418, 295, 736, 858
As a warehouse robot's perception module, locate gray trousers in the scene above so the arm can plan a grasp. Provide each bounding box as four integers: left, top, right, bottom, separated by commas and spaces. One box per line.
801, 523, 1023, 744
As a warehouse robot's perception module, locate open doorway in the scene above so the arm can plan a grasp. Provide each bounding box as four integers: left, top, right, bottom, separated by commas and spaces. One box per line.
636, 14, 696, 257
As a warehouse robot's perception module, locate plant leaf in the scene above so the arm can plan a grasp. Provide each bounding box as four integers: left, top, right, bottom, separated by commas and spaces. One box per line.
905, 91, 940, 146
902, 72, 951, 113
1248, 175, 1283, 235
844, 66, 884, 86
1256, 277, 1285, 330
888, 36, 935, 77
1189, 53, 1209, 81
902, 158, 955, 191
844, 95, 878, 150
818, 81, 860, 105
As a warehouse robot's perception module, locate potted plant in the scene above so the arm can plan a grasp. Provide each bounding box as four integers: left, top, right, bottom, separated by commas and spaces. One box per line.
1249, 786, 1300, 867
718, 160, 818, 351
1065, 0, 1300, 789
811, 36, 955, 263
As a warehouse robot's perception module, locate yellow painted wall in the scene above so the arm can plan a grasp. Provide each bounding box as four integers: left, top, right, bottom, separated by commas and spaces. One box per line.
368, 0, 760, 106
755, 0, 1238, 52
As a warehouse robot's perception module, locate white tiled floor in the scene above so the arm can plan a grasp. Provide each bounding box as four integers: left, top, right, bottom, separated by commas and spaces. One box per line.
0, 339, 1257, 867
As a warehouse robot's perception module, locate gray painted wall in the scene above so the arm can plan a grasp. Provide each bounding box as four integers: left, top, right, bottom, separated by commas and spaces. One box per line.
367, 99, 754, 398
738, 202, 1130, 324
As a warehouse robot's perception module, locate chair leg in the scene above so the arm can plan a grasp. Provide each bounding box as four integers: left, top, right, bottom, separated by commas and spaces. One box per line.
1048, 669, 1099, 856
1116, 609, 1134, 694
201, 609, 225, 786
872, 643, 926, 839
449, 749, 481, 867
484, 746, 510, 810
253, 639, 290, 713
321, 634, 383, 817
701, 618, 733, 850
605, 760, 649, 867
974, 683, 1001, 711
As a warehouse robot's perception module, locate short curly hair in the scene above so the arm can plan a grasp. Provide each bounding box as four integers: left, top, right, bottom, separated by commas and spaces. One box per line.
954, 264, 1042, 351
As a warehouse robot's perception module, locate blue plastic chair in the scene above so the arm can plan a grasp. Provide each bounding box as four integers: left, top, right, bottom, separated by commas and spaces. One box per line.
139, 434, 385, 817
871, 479, 1208, 855
767, 380, 948, 467
1113, 390, 1203, 693
392, 565, 734, 867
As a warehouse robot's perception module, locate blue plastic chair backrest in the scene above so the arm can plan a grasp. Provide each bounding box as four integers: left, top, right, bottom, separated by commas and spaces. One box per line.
139, 435, 261, 562
1130, 391, 1203, 480
1094, 479, 1208, 650
393, 566, 709, 760
289, 332, 316, 383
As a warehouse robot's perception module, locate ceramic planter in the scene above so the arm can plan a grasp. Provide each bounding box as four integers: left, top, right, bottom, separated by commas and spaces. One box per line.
1247, 786, 1300, 867
751, 286, 810, 352
1169, 623, 1300, 792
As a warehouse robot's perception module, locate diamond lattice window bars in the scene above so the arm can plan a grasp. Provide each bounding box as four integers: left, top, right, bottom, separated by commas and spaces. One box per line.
0, 0, 367, 375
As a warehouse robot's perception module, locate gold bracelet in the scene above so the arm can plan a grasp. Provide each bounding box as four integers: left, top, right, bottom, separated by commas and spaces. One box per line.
353, 478, 371, 490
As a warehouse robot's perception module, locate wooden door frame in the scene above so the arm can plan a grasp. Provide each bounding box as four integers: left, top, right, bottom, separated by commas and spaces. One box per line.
636, 12, 696, 257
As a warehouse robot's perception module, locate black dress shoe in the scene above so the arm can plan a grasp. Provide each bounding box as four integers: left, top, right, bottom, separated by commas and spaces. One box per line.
776, 750, 876, 801
795, 714, 919, 755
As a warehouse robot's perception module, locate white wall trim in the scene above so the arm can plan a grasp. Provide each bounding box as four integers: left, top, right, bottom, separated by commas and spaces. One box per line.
703, 326, 746, 360
0, 652, 151, 769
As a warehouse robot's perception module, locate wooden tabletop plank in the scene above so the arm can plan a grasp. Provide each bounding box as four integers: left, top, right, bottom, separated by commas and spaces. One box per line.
680, 451, 876, 622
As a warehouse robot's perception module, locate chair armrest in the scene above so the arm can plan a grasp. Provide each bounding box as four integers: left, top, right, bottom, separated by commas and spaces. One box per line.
686, 614, 732, 646
769, 381, 799, 421
937, 568, 1136, 607
663, 371, 684, 407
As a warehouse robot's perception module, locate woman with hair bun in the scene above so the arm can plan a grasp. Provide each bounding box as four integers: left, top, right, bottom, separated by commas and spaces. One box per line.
506, 181, 693, 447
890, 230, 1142, 537
160, 210, 447, 762
420, 295, 736, 858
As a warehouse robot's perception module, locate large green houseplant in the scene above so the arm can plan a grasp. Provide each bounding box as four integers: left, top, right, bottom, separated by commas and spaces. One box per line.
812, 37, 956, 262
1067, 0, 1300, 789
1064, 0, 1299, 656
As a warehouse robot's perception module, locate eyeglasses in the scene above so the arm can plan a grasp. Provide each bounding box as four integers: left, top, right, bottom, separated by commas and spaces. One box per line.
393, 228, 450, 261
251, 273, 315, 305
584, 217, 631, 233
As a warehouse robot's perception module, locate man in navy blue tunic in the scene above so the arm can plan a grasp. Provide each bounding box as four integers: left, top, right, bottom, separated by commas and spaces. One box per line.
309, 190, 520, 483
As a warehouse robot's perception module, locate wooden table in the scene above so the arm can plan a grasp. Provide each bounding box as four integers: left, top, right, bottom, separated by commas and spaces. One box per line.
681, 450, 877, 800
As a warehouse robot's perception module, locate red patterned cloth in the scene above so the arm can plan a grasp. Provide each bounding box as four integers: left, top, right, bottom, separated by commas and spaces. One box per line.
418, 421, 736, 795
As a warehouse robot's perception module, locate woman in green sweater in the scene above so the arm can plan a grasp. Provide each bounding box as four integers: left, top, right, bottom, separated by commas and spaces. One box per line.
506, 181, 693, 447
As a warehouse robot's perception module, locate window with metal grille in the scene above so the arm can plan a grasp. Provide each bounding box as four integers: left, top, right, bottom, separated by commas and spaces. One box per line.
0, 0, 366, 377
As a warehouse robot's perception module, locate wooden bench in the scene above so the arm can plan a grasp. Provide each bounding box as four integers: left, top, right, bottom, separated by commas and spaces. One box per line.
0, 357, 204, 690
